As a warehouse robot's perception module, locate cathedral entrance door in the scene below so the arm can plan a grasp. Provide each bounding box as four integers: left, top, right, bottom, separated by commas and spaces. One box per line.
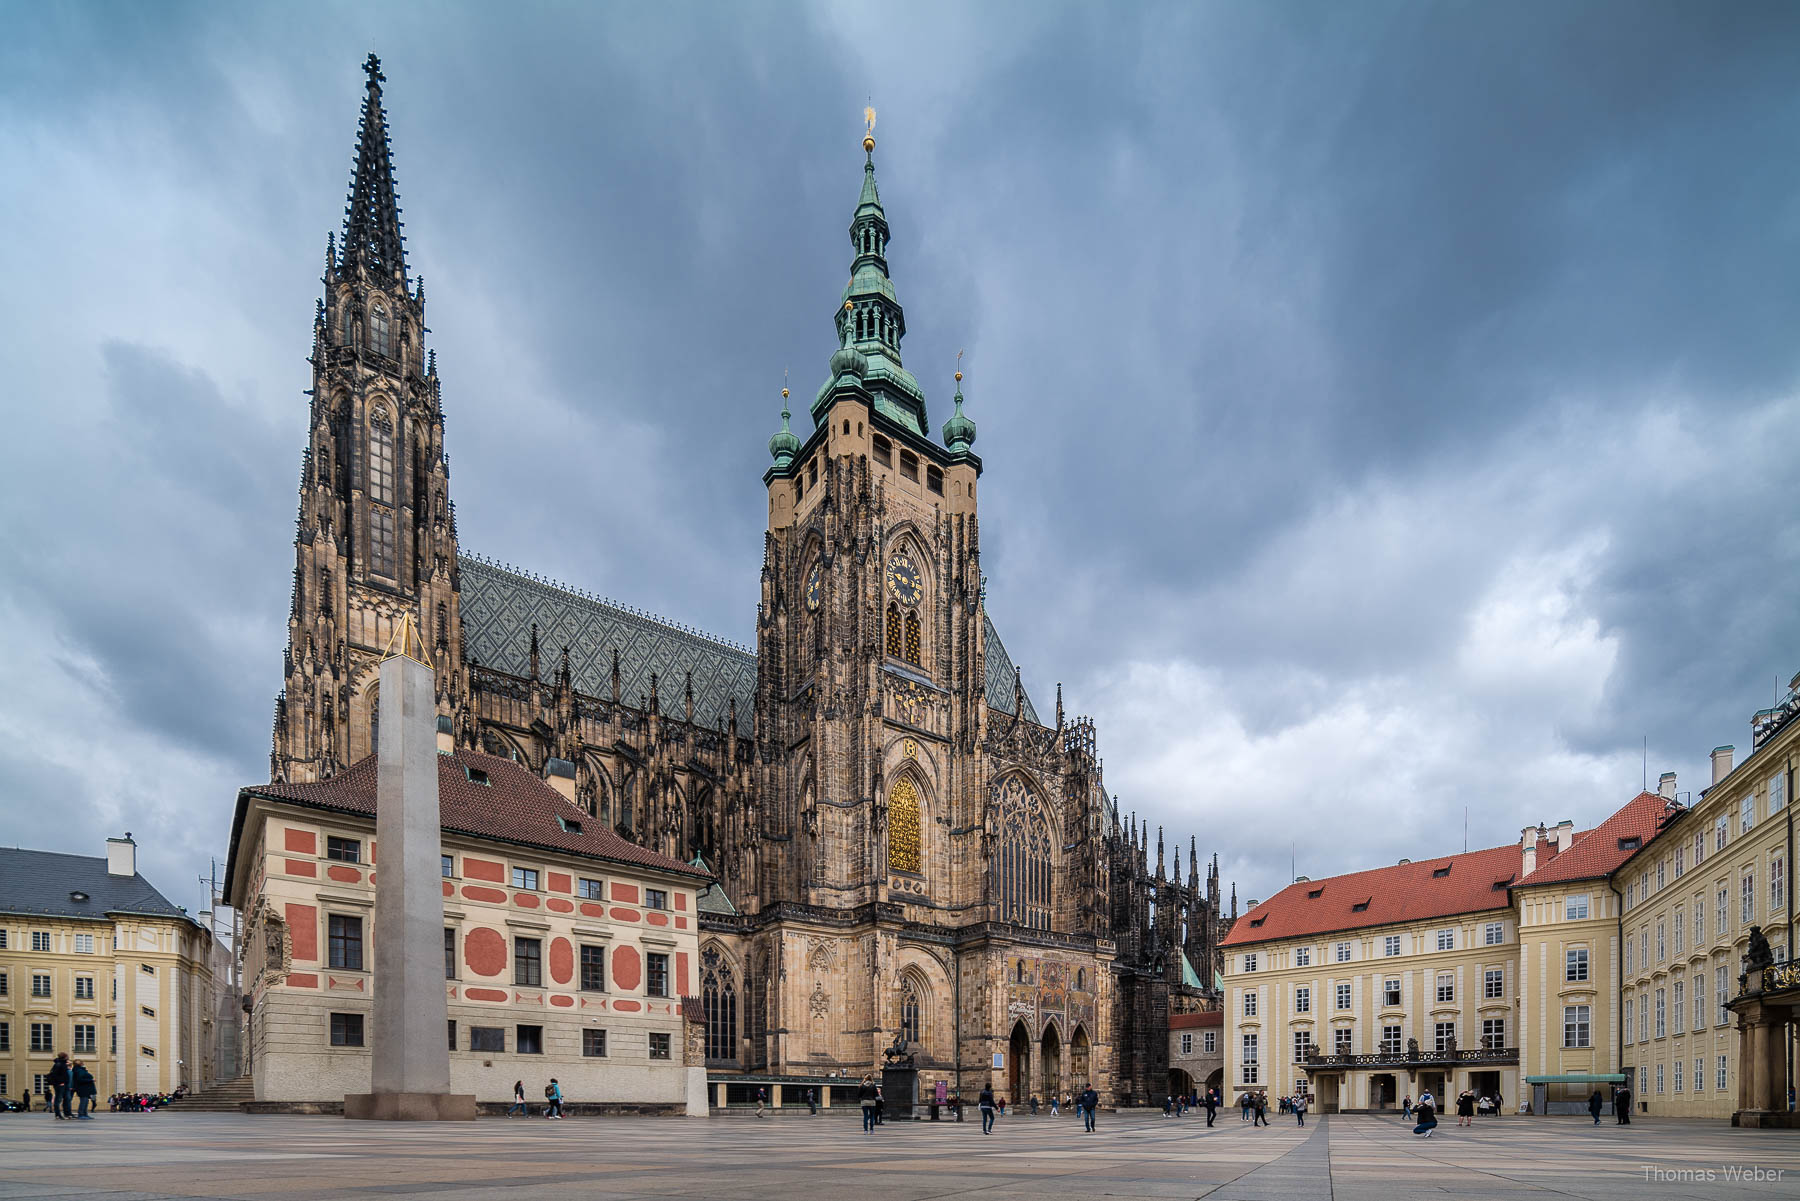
1008, 1022, 1031, 1102
1070, 1025, 1091, 1090
1040, 1023, 1062, 1101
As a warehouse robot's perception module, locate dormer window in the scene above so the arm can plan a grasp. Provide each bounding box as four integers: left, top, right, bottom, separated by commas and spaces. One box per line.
1307, 887, 1324, 899
465, 766, 490, 786
1432, 865, 1452, 878
558, 816, 582, 834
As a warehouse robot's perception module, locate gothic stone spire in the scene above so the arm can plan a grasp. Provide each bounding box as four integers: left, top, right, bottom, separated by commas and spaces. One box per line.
341, 53, 407, 286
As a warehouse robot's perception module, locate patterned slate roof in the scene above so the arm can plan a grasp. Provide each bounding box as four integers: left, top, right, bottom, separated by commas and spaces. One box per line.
460, 553, 757, 727
0, 847, 196, 925
458, 552, 1040, 724
238, 750, 710, 881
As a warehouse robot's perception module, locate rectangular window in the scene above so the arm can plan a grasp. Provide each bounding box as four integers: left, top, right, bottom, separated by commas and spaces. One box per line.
580, 944, 606, 991
1335, 941, 1351, 963
1743, 872, 1756, 925
644, 888, 668, 911
1741, 793, 1756, 835
511, 867, 539, 891
74, 976, 94, 1000
1481, 1018, 1506, 1050
1292, 1030, 1314, 1063
329, 1012, 364, 1047
447, 1019, 456, 1051
441, 854, 455, 878
1434, 1021, 1456, 1052
73, 934, 94, 954
1718, 887, 1729, 935
1717, 965, 1729, 1025
926, 466, 944, 495
1716, 813, 1729, 851
1772, 772, 1788, 813
1657, 921, 1666, 962
1203, 1031, 1217, 1054
1640, 925, 1649, 971
1624, 998, 1634, 1043
1242, 1032, 1260, 1071
578, 877, 605, 900
1718, 1055, 1728, 1091
1336, 983, 1352, 1010
72, 1024, 95, 1054
1656, 1063, 1665, 1094
141, 1006, 155, 1019
1673, 980, 1685, 1034
1243, 954, 1258, 972
1563, 1005, 1591, 1049
1694, 898, 1705, 944
1334, 1028, 1352, 1056
1625, 934, 1634, 974
1674, 1058, 1684, 1093
1640, 996, 1649, 1043
516, 1024, 543, 1055
1674, 909, 1684, 954
1383, 935, 1400, 957
328, 914, 364, 971
1295, 946, 1311, 967
899, 450, 919, 482
1566, 948, 1589, 982
1384, 978, 1401, 1006
650, 1032, 672, 1060
1658, 859, 1667, 890
646, 952, 669, 997
325, 836, 361, 863
1243, 992, 1257, 1017
31, 931, 50, 952
1772, 853, 1786, 912
1435, 972, 1454, 1003
1655, 989, 1667, 1038
1692, 969, 1706, 1029
1378, 1024, 1403, 1056
470, 1026, 504, 1053
1436, 929, 1454, 951
444, 928, 457, 980
1566, 894, 1590, 920
1294, 986, 1311, 1014
514, 937, 542, 987
1694, 1056, 1706, 1091
141, 963, 155, 975
1484, 967, 1504, 999
1484, 921, 1504, 945
30, 1023, 54, 1052
32, 973, 50, 998
0, 930, 5, 947
872, 435, 892, 467
1694, 830, 1706, 867
370, 507, 396, 578
0, 1022, 8, 1052
1181, 1032, 1193, 1055
1675, 845, 1686, 879
583, 1028, 608, 1057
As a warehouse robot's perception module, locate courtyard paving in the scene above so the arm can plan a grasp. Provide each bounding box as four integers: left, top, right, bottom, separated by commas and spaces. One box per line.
1, 1110, 1797, 1200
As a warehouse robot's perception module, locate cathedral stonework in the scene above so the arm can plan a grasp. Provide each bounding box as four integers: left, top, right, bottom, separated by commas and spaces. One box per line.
270, 59, 1229, 1105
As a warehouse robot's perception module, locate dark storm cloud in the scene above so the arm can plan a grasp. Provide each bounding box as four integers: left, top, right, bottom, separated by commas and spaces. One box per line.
1, 1, 1796, 908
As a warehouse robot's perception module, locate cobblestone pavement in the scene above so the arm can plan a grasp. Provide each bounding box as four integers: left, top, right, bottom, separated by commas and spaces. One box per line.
1, 1110, 1797, 1199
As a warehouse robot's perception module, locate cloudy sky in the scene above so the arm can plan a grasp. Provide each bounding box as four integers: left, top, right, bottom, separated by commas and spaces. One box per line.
3, 2, 1798, 920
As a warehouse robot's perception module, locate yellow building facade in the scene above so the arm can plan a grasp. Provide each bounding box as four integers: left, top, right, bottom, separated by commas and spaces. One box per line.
0, 837, 216, 1103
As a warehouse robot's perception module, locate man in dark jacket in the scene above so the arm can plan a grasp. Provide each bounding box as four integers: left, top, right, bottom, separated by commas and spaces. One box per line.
1080, 1085, 1099, 1132
47, 1055, 72, 1120
1587, 1089, 1604, 1125
1202, 1087, 1217, 1127
70, 1061, 97, 1120
1613, 1085, 1632, 1124
859, 1076, 880, 1133
978, 1083, 997, 1134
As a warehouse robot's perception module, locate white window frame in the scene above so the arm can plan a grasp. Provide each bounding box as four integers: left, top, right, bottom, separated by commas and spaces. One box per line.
1335, 941, 1352, 963
1565, 894, 1590, 920
1565, 947, 1588, 983
1294, 986, 1311, 1014
1564, 1004, 1591, 1049
1484, 921, 1504, 945
1435, 928, 1454, 951
1336, 982, 1352, 1010
1384, 935, 1401, 957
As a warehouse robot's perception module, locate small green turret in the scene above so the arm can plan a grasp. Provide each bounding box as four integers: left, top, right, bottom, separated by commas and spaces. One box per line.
768, 388, 800, 468
943, 370, 977, 452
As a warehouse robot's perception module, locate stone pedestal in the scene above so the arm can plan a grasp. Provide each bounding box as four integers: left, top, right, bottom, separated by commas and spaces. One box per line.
346, 651, 475, 1121
882, 1065, 918, 1119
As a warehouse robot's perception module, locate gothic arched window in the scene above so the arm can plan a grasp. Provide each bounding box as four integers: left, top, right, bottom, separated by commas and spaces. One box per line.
370, 302, 390, 356
701, 947, 738, 1063
900, 979, 922, 1045
904, 610, 922, 665
994, 775, 1053, 930
887, 777, 921, 874
367, 409, 397, 578
436, 602, 448, 648
886, 602, 904, 659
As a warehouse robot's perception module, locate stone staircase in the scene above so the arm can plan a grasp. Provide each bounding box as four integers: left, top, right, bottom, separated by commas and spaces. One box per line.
169, 1076, 256, 1113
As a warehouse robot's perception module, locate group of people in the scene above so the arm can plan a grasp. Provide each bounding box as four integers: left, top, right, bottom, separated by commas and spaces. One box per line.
41, 1054, 99, 1120
1402, 1088, 1495, 1136
503, 1078, 564, 1118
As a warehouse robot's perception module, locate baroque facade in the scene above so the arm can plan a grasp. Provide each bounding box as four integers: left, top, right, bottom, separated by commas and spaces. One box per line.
265, 57, 1223, 1105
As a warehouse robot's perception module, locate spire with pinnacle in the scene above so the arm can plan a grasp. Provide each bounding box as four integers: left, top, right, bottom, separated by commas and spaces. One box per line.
340, 53, 407, 285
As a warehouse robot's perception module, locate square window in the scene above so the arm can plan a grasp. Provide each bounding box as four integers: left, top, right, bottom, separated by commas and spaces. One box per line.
646, 952, 669, 997
516, 1024, 544, 1055
1335, 941, 1351, 962
328, 914, 364, 971
583, 1029, 608, 1057
514, 937, 542, 987
329, 1012, 364, 1047
1243, 954, 1258, 973
580, 944, 607, 992
73, 934, 94, 954
1484, 922, 1504, 945
1294, 946, 1310, 967
326, 836, 361, 864
30, 1023, 54, 1053
645, 888, 668, 911
32, 931, 50, 952
650, 1032, 672, 1060
75, 977, 94, 1000
1384, 935, 1401, 956
1380, 1025, 1402, 1056
579, 878, 605, 900
512, 867, 540, 891
1481, 1018, 1506, 1050
470, 1026, 504, 1053
1565, 894, 1590, 920
1436, 929, 1454, 951
31, 974, 50, 998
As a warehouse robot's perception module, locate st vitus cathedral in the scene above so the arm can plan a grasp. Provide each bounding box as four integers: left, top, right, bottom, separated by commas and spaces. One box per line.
271, 57, 1230, 1104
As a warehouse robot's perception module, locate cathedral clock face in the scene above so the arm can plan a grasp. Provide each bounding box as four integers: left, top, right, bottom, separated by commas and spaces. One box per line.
804, 562, 822, 612
886, 552, 922, 607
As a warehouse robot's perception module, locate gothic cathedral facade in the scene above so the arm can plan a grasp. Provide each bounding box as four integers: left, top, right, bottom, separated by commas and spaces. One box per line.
268, 57, 1227, 1104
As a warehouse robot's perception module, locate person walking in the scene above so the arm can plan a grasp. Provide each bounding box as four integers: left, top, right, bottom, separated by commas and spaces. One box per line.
1411, 1094, 1438, 1138
1587, 1089, 1603, 1125
48, 1054, 72, 1120
978, 1083, 997, 1135
1240, 1091, 1252, 1121
806, 1087, 817, 1116
1614, 1084, 1632, 1125
1293, 1091, 1307, 1127
545, 1079, 563, 1119
70, 1061, 97, 1120
1080, 1084, 1099, 1133
1456, 1090, 1475, 1127
1049, 1093, 1059, 1116
1203, 1087, 1217, 1127
507, 1080, 527, 1117
1401, 1093, 1412, 1120
1252, 1091, 1268, 1127
755, 1086, 767, 1119
859, 1075, 880, 1133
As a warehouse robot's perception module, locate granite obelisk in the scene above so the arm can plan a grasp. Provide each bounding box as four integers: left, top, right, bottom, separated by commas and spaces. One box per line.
345, 621, 475, 1120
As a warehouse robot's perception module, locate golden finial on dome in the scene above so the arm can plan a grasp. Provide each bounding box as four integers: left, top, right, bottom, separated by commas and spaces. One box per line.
863, 105, 876, 153
955, 348, 964, 384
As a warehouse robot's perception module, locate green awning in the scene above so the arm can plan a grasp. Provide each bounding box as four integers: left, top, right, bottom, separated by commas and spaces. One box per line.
1524, 1074, 1625, 1084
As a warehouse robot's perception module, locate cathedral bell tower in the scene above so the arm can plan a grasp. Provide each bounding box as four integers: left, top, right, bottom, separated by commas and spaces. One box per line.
755, 114, 988, 912
272, 55, 468, 782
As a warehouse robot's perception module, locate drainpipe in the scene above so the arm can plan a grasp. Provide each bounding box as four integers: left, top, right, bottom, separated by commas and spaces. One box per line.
1609, 879, 1625, 1096
1787, 758, 1795, 1111
953, 951, 963, 1098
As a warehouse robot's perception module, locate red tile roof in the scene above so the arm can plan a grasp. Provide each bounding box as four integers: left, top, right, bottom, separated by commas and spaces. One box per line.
1221, 842, 1522, 948
1170, 1011, 1223, 1029
1513, 791, 1671, 887
233, 750, 709, 883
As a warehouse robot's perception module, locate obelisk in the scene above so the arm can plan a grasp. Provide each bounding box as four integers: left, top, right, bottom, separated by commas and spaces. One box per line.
345, 620, 476, 1120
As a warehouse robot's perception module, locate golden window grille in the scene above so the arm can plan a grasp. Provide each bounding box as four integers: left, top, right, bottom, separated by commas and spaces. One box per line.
886, 603, 904, 659
904, 610, 921, 665
888, 777, 921, 873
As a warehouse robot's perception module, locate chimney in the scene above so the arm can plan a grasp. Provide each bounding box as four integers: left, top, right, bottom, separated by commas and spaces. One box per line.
1246, 899, 1261, 910
1553, 819, 1575, 853
1711, 745, 1734, 786
1520, 826, 1539, 877
436, 714, 455, 756
1658, 772, 1678, 800
106, 833, 137, 878
544, 757, 577, 805
1397, 858, 1412, 866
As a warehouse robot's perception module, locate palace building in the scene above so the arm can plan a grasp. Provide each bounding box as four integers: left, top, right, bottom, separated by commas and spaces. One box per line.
238, 56, 1225, 1109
